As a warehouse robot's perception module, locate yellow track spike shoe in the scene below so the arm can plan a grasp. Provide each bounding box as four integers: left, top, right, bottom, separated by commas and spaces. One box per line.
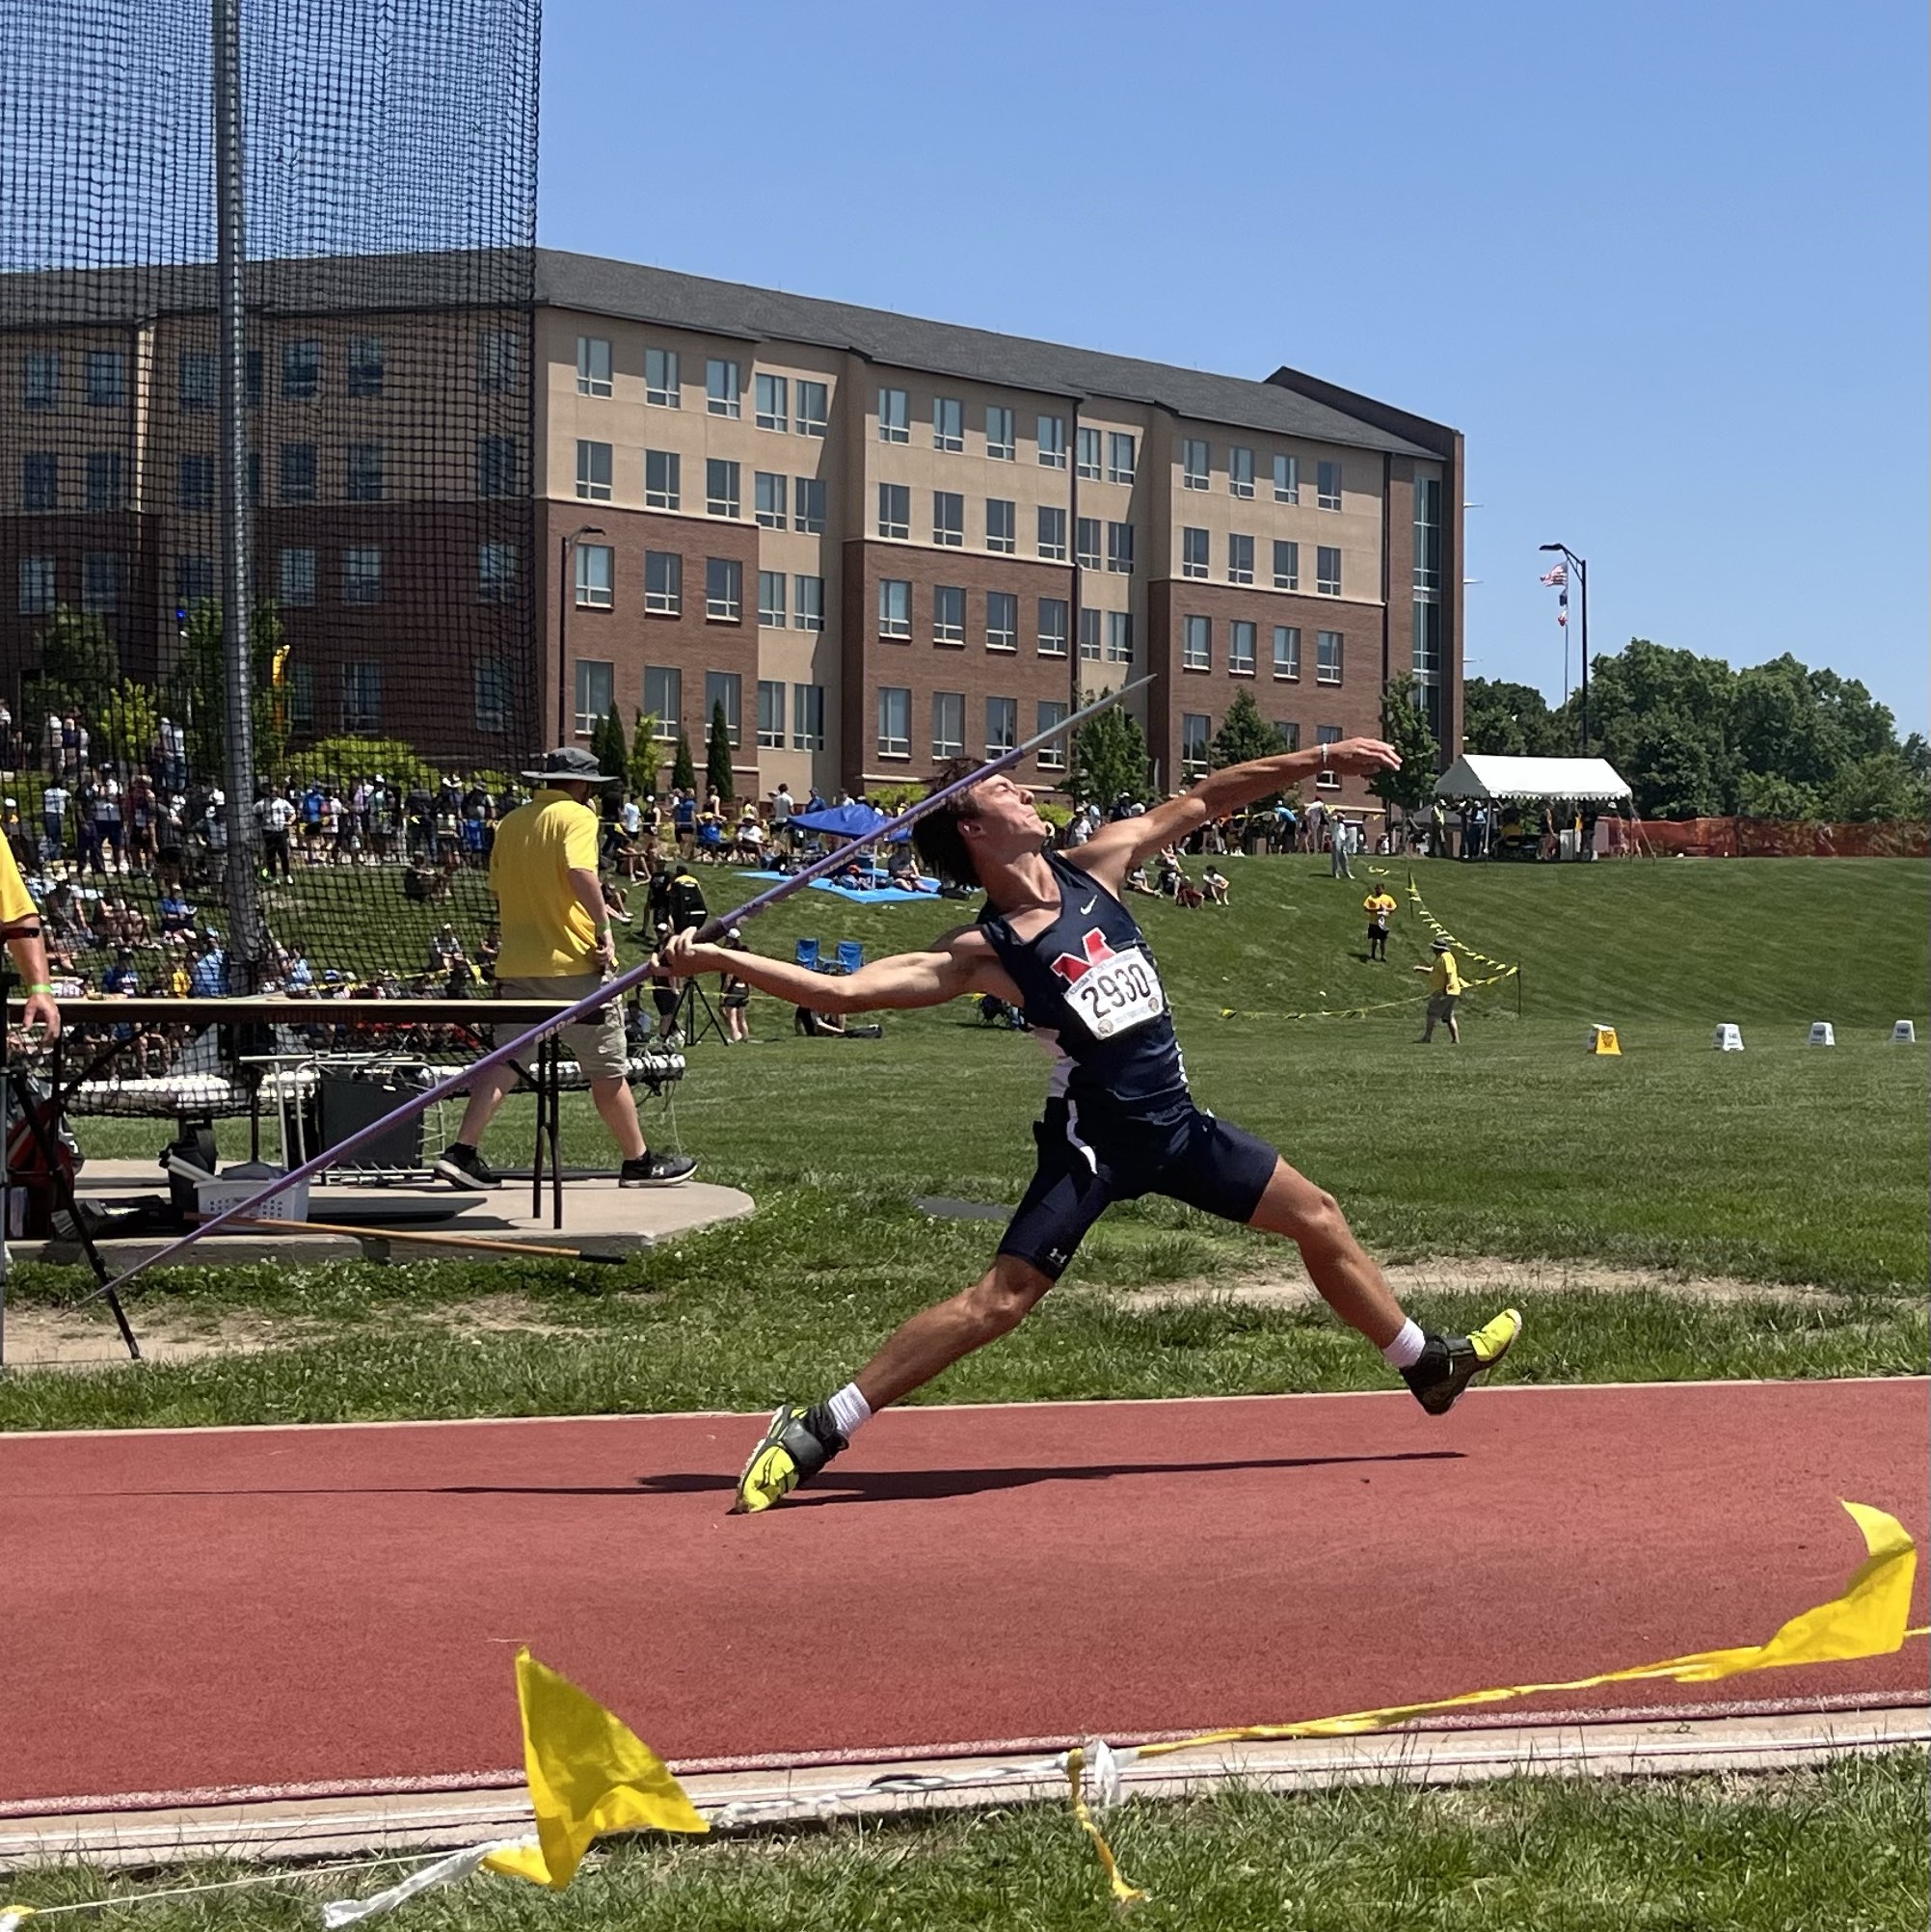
1402, 1308, 1522, 1416
730, 1402, 847, 1515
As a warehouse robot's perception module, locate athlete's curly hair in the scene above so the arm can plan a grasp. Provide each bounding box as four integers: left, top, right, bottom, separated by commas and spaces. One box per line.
910, 759, 989, 888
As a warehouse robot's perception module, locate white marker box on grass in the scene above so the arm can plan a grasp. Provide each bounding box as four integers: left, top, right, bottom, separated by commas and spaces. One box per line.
1713, 1024, 1745, 1051
1808, 1022, 1836, 1047
1891, 1021, 1917, 1044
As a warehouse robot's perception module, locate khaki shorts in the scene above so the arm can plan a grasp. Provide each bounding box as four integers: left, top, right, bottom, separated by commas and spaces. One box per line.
1427, 992, 1461, 1023
495, 973, 629, 1083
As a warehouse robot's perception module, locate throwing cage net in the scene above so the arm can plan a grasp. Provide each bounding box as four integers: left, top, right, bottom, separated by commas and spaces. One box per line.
1, 0, 542, 1011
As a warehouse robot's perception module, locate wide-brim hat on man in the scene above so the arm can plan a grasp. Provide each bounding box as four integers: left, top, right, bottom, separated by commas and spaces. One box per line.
1431, 938, 1453, 952
520, 746, 617, 786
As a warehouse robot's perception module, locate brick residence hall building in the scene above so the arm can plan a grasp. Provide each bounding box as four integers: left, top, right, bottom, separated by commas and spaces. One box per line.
1, 250, 1463, 813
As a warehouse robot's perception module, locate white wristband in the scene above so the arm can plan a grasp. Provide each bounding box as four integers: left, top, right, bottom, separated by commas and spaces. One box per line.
1320, 742, 1328, 766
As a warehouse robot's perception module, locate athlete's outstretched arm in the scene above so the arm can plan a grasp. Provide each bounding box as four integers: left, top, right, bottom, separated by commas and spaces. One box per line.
657, 926, 1017, 1015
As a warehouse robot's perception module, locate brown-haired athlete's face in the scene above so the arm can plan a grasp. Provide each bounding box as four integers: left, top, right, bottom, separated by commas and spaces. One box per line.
960, 775, 1048, 856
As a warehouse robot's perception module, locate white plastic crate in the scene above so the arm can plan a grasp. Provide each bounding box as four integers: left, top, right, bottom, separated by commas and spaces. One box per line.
196, 1172, 309, 1225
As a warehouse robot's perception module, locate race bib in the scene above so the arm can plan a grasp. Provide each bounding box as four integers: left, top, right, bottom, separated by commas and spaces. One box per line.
1063, 944, 1167, 1040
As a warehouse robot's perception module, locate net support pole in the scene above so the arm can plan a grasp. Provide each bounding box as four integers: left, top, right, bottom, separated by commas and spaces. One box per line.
213, 0, 263, 992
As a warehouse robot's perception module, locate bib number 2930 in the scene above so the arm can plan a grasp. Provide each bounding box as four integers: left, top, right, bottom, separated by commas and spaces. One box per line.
1067, 945, 1166, 1039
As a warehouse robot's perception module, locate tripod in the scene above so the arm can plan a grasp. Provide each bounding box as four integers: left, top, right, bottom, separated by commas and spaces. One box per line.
661, 973, 726, 1047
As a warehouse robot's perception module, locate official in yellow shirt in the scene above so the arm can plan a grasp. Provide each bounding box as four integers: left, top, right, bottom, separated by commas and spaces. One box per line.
0, 833, 61, 1038
1362, 888, 1397, 961
1415, 937, 1463, 1044
435, 746, 693, 1192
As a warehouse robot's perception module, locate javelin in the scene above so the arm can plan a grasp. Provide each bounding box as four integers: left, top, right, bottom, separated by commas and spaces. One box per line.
80, 675, 1154, 1302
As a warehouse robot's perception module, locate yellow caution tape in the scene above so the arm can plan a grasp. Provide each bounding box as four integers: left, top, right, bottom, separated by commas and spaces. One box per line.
1216, 965, 1518, 1024
1405, 871, 1518, 974
1065, 1746, 1146, 1905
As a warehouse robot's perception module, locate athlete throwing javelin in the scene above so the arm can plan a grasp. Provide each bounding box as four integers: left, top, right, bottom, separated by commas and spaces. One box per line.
661, 734, 1518, 1514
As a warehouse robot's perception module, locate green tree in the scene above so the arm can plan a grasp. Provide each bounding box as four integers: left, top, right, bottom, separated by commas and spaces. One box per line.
705, 701, 735, 802
1462, 677, 1563, 758
628, 710, 662, 796
1735, 770, 1820, 821
1070, 695, 1149, 806
1825, 751, 1931, 823
670, 728, 696, 793
34, 605, 120, 713
1209, 688, 1285, 772
165, 597, 290, 781
98, 678, 161, 769
1372, 672, 1442, 817
597, 703, 628, 782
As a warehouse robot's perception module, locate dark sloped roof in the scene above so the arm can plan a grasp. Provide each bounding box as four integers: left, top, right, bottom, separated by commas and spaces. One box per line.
534, 251, 1444, 459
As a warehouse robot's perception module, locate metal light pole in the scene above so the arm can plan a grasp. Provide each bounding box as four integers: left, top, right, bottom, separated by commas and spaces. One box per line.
557, 524, 603, 742
1540, 543, 1589, 753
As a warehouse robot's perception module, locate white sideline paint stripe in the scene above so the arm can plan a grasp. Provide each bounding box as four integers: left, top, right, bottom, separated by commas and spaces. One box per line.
2, 1377, 1923, 1443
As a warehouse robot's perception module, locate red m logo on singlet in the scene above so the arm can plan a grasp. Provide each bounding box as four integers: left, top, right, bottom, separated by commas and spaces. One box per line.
1049, 927, 1117, 985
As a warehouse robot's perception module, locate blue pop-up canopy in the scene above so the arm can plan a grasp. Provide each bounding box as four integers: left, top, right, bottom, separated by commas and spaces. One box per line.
790, 802, 892, 839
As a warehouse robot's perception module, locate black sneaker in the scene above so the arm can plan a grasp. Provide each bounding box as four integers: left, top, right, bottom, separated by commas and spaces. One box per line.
1402, 1308, 1522, 1416
434, 1143, 501, 1191
731, 1401, 847, 1514
619, 1151, 697, 1188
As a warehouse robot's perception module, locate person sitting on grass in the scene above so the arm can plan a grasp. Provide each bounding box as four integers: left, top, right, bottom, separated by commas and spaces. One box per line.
1122, 862, 1157, 896
887, 845, 924, 887
1200, 865, 1230, 906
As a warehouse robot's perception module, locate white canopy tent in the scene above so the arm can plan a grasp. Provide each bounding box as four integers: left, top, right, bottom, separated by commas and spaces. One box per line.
1434, 754, 1631, 803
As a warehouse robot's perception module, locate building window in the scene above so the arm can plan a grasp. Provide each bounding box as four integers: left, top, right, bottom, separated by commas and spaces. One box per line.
645, 448, 680, 510
174, 452, 213, 511
1413, 475, 1442, 595
793, 574, 825, 631
1106, 610, 1134, 664
755, 372, 789, 431
282, 339, 320, 400
23, 351, 60, 411
1106, 522, 1135, 575
1316, 630, 1343, 684
645, 346, 680, 407
706, 557, 743, 621
1229, 445, 1254, 498
706, 671, 742, 747
706, 458, 740, 519
347, 335, 385, 399
1076, 426, 1102, 479
793, 475, 826, 533
1181, 712, 1211, 778
1183, 614, 1211, 670
645, 666, 683, 736
1182, 437, 1210, 490
248, 450, 261, 507
477, 329, 521, 393
573, 658, 613, 737
707, 358, 741, 417
754, 470, 787, 528
877, 685, 911, 757
796, 380, 829, 437
987, 590, 1018, 651
86, 349, 126, 407
1037, 414, 1067, 468
279, 547, 316, 607
645, 550, 682, 614
1274, 452, 1299, 504
20, 452, 57, 512
1107, 431, 1137, 485
1273, 624, 1301, 680
1316, 546, 1342, 596
1038, 597, 1069, 657
341, 546, 382, 605
932, 490, 964, 546
1036, 700, 1069, 769
576, 543, 614, 609
279, 442, 315, 503
986, 497, 1016, 553
177, 350, 216, 410
933, 395, 964, 451
346, 442, 385, 502
879, 577, 911, 638
478, 542, 518, 604
575, 335, 612, 397
81, 550, 120, 613
85, 450, 123, 511
877, 482, 910, 539
931, 689, 964, 759
474, 658, 511, 735
1274, 539, 1300, 591
174, 554, 216, 609
985, 405, 1015, 460
1227, 532, 1254, 585
1075, 517, 1101, 570
342, 661, 383, 734
878, 386, 909, 443
476, 435, 521, 498
1317, 460, 1342, 510
758, 569, 787, 628
1178, 526, 1208, 578
791, 683, 825, 750
986, 695, 1018, 755
576, 440, 613, 501
934, 583, 966, 644
1315, 724, 1342, 786
757, 680, 787, 748
17, 555, 55, 615
286, 662, 315, 733
1036, 505, 1067, 560
1229, 619, 1257, 676
1277, 720, 1301, 752
1078, 608, 1102, 660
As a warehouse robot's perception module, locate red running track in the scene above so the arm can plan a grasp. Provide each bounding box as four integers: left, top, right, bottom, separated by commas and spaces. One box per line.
2, 1378, 1925, 1811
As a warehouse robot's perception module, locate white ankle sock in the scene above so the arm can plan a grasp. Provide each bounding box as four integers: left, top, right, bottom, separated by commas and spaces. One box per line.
1381, 1319, 1426, 1370
824, 1382, 872, 1440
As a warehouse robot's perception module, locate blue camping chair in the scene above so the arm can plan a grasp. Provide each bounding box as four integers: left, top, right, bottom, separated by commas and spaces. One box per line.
794, 937, 820, 971
836, 939, 864, 976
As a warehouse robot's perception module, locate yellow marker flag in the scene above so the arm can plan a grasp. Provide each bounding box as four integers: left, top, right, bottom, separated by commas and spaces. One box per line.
482, 1649, 709, 1891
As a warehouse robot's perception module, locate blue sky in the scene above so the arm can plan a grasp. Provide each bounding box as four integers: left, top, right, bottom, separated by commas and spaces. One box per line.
537, 0, 1928, 731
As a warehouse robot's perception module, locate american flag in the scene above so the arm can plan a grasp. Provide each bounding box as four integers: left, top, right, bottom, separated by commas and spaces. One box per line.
1540, 563, 1567, 587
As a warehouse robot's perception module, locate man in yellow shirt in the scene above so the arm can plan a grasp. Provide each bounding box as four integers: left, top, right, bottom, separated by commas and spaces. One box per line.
1415, 937, 1463, 1044
435, 747, 694, 1191
1362, 887, 1397, 961
0, 834, 60, 1038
